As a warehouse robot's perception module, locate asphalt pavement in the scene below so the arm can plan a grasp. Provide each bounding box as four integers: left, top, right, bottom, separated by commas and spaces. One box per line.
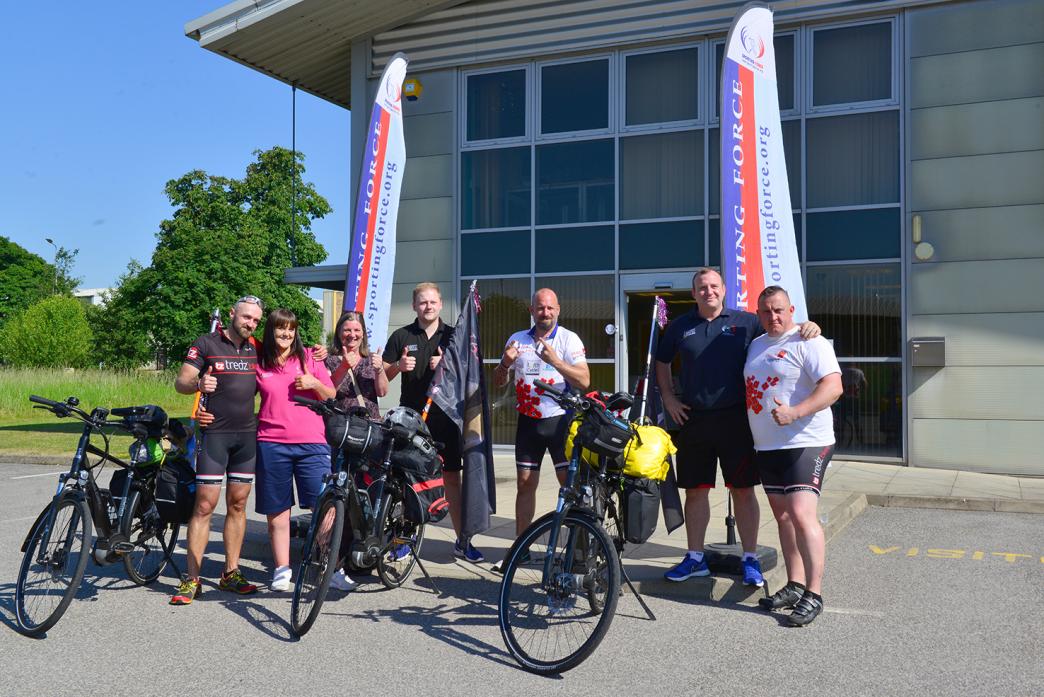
1, 460, 1041, 696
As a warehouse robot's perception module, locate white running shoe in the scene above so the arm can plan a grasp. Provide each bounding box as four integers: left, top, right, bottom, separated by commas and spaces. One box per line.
270, 565, 292, 592
330, 568, 358, 591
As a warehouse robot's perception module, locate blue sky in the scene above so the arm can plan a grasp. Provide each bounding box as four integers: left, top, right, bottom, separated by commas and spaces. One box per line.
1, 2, 351, 294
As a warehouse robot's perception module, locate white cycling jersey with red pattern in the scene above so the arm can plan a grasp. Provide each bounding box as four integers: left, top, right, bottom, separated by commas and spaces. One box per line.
505, 325, 586, 419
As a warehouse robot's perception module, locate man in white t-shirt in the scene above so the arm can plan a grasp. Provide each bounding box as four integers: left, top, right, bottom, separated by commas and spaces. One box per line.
490, 288, 590, 572
744, 286, 842, 627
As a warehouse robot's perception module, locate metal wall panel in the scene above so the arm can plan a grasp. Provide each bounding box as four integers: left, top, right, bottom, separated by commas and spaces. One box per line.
909, 258, 1044, 315
907, 0, 1044, 58
916, 205, 1044, 263
401, 69, 456, 115
910, 366, 1044, 420
401, 154, 454, 200
393, 239, 455, 286
909, 151, 1044, 211
910, 418, 1042, 475
404, 112, 455, 157
909, 313, 1044, 366
910, 98, 1044, 161
398, 198, 455, 241
909, 42, 1044, 109
371, 0, 933, 74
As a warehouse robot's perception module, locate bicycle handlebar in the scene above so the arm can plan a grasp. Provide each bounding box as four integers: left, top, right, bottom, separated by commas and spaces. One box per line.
29, 395, 150, 436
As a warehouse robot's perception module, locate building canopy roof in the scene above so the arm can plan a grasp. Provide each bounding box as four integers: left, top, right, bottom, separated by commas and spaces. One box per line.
184, 0, 466, 109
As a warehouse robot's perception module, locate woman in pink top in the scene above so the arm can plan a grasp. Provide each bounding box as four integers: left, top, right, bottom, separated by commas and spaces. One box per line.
254, 308, 336, 592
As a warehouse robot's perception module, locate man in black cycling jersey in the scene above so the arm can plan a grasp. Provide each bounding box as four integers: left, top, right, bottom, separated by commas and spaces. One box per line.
490, 288, 590, 574
170, 295, 264, 604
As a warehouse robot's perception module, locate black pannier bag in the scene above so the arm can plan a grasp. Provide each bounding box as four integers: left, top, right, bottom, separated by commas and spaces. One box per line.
325, 409, 385, 460
621, 475, 661, 544
154, 455, 197, 525
393, 435, 448, 525
576, 406, 632, 458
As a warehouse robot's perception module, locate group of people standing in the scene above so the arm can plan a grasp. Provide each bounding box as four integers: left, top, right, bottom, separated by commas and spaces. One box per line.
169, 269, 842, 627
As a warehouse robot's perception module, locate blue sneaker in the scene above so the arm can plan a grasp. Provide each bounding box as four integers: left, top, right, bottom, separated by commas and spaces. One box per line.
664, 554, 709, 582
387, 543, 412, 562
742, 557, 765, 587
453, 538, 484, 563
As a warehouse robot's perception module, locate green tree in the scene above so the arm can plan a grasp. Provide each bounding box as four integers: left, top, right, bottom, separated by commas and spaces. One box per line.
0, 295, 94, 368
104, 146, 330, 363
0, 237, 80, 323
86, 262, 154, 369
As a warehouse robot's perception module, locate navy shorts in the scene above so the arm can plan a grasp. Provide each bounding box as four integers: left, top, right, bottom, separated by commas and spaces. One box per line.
255, 442, 332, 514
673, 407, 759, 490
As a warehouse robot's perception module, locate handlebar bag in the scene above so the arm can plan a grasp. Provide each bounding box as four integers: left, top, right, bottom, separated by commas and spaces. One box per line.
154, 455, 197, 525
325, 412, 385, 459
575, 407, 632, 458
621, 475, 661, 544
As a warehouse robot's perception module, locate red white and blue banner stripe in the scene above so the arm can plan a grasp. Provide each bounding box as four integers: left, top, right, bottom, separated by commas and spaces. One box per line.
344, 52, 409, 349
720, 4, 807, 322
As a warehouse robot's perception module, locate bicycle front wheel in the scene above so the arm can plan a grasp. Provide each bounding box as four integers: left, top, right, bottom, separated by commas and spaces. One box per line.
498, 511, 621, 674
376, 489, 425, 589
121, 489, 179, 585
291, 494, 344, 637
15, 495, 92, 636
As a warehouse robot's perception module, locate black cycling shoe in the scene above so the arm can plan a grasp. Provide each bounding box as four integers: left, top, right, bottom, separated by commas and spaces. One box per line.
787, 594, 824, 626
758, 583, 804, 611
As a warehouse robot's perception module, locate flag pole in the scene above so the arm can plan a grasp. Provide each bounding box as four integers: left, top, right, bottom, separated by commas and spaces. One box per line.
637, 296, 668, 424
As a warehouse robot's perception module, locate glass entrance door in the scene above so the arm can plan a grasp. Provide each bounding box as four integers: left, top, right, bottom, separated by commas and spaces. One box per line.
617, 273, 695, 396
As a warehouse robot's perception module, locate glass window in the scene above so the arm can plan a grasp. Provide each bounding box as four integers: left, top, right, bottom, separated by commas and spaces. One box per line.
620, 131, 703, 219
466, 70, 526, 141
540, 59, 609, 133
620, 221, 704, 270
805, 263, 901, 357
806, 111, 898, 207
806, 208, 900, 261
461, 231, 530, 276
709, 214, 801, 267
482, 363, 519, 445
709, 121, 800, 216
716, 34, 796, 117
813, 23, 892, 106
625, 48, 698, 125
537, 140, 614, 225
463, 277, 531, 354
535, 226, 614, 273
461, 147, 531, 229
830, 360, 902, 458
536, 274, 615, 359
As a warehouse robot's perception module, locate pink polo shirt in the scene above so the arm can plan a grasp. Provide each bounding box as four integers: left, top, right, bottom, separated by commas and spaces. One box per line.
256, 349, 334, 444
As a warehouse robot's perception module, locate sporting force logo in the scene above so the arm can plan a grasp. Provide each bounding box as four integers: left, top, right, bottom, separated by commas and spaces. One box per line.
740, 26, 766, 59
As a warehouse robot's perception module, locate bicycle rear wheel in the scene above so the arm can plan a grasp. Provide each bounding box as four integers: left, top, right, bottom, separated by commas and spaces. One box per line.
121, 489, 179, 585
291, 494, 344, 637
15, 495, 92, 636
376, 489, 425, 589
498, 511, 621, 675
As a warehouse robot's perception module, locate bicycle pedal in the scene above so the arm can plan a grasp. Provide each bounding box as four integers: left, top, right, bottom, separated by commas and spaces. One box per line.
110, 541, 136, 554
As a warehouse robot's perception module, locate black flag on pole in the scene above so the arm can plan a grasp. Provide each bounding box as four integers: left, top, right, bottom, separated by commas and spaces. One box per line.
427, 281, 496, 538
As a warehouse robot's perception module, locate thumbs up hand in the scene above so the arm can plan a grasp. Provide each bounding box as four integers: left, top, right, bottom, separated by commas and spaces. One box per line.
398, 346, 416, 373
295, 361, 321, 391
198, 366, 217, 394
429, 346, 444, 370
770, 396, 799, 426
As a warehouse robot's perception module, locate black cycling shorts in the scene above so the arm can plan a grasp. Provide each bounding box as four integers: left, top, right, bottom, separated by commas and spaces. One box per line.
672, 406, 759, 489
515, 413, 569, 471
196, 431, 257, 485
755, 445, 835, 496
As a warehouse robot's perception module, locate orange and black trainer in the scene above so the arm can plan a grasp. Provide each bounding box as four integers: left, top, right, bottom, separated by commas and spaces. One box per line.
170, 577, 202, 605
218, 568, 259, 595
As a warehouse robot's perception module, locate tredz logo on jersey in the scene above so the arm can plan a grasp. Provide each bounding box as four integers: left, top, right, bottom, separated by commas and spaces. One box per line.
214, 359, 251, 372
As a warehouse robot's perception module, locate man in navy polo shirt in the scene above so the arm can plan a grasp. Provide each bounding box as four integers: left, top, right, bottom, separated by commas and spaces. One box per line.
655, 269, 818, 586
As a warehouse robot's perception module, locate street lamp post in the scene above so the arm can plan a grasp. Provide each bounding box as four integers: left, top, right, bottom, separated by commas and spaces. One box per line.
44, 238, 58, 295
